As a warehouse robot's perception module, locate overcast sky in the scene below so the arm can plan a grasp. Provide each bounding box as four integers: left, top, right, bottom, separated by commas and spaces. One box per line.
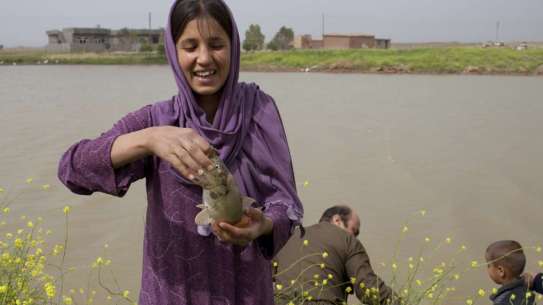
1, 0, 542, 47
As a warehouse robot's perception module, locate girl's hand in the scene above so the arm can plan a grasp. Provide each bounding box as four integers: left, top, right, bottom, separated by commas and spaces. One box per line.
211, 207, 273, 246
146, 126, 213, 180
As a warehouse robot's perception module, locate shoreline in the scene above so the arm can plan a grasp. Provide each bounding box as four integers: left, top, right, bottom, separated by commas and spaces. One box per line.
1, 48, 542, 76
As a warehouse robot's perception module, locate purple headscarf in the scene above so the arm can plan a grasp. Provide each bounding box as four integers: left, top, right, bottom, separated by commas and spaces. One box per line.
163, 0, 303, 224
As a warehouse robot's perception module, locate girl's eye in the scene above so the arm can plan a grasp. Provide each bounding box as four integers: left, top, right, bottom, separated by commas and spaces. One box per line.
210, 44, 224, 50
183, 46, 196, 52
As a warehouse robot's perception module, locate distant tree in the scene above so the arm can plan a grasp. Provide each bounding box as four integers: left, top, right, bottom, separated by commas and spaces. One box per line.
156, 43, 165, 57
140, 43, 154, 52
243, 24, 265, 51
267, 26, 294, 51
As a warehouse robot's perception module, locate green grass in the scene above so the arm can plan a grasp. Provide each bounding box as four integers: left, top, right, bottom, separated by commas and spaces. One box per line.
1, 47, 543, 74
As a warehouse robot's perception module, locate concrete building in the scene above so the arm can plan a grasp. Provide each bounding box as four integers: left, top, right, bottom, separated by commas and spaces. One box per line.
46, 27, 163, 52
294, 33, 391, 50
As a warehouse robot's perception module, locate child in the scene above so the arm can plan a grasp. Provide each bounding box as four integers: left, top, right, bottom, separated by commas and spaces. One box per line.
485, 240, 535, 305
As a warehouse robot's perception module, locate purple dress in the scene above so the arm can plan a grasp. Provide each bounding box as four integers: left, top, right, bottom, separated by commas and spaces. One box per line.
57, 1, 303, 304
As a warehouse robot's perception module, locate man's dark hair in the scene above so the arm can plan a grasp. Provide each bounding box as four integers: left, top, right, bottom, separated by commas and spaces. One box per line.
319, 205, 352, 227
485, 240, 526, 277
171, 0, 233, 43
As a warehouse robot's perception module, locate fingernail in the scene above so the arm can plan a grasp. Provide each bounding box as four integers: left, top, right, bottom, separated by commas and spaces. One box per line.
188, 174, 195, 180
197, 169, 204, 175
207, 165, 214, 171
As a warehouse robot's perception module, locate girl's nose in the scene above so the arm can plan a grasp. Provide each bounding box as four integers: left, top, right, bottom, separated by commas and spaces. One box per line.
196, 47, 212, 65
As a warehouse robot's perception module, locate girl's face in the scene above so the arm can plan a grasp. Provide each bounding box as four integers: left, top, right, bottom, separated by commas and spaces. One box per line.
176, 17, 231, 101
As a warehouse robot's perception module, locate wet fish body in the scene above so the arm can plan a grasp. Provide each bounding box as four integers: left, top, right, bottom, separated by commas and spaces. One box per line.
194, 150, 254, 226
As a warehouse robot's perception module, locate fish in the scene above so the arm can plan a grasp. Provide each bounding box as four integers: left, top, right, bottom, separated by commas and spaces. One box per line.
193, 149, 255, 227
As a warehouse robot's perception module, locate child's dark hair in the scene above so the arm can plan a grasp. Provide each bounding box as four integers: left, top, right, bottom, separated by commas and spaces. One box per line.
485, 240, 526, 277
171, 0, 233, 43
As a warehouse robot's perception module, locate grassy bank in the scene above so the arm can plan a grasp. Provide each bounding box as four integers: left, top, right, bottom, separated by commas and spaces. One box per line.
1, 47, 543, 75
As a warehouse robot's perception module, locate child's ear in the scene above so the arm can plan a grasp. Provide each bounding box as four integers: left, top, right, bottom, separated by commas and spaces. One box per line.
498, 266, 506, 278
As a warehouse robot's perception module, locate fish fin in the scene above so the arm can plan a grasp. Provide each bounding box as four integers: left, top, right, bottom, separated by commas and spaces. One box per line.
195, 209, 211, 225
196, 203, 206, 209
241, 197, 255, 210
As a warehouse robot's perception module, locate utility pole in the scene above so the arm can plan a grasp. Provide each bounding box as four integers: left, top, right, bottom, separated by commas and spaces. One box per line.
322, 13, 325, 38
495, 21, 500, 42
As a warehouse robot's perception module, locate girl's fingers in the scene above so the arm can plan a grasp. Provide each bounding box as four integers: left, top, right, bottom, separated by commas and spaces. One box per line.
168, 154, 193, 180
172, 146, 201, 177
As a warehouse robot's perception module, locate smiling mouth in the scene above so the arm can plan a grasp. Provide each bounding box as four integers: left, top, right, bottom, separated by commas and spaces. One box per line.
193, 70, 217, 78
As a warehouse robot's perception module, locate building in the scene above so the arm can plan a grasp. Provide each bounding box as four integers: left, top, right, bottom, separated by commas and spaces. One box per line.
46, 27, 163, 53
294, 33, 391, 50
323, 33, 376, 49
293, 35, 323, 49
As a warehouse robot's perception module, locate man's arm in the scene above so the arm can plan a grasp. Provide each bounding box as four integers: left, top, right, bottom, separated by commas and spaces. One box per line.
345, 237, 399, 305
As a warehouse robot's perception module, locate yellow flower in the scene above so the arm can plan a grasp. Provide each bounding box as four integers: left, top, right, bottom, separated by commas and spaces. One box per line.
63, 296, 73, 305
454, 274, 461, 280
44, 282, 56, 298
419, 257, 424, 262
536, 246, 542, 253
327, 274, 333, 279
424, 237, 431, 243
2, 207, 9, 214
320, 263, 325, 269
41, 184, 51, 190
492, 288, 498, 294
416, 279, 423, 286
345, 286, 353, 293
26, 178, 33, 184
526, 292, 533, 298
5, 233, 13, 239
322, 251, 328, 258
461, 245, 467, 251
27, 221, 34, 228
478, 289, 486, 297
322, 279, 328, 286
14, 238, 24, 248
420, 210, 427, 216
402, 226, 408, 233
446, 237, 452, 244
272, 261, 278, 267
275, 284, 283, 290
0, 285, 7, 293
0, 187, 4, 193
290, 279, 296, 285
122, 290, 130, 298
359, 282, 365, 289
408, 257, 414, 262
303, 180, 310, 188
427, 293, 434, 299
288, 302, 295, 305
409, 263, 414, 269
538, 260, 543, 268
350, 277, 357, 284
510, 294, 516, 300
471, 261, 479, 268
63, 206, 71, 215
392, 263, 398, 270
79, 288, 84, 294
466, 299, 473, 305
313, 274, 320, 279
